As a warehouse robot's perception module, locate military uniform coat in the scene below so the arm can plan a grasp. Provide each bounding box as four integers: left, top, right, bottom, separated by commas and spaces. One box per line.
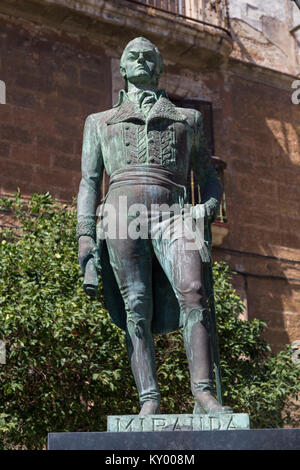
77, 90, 222, 334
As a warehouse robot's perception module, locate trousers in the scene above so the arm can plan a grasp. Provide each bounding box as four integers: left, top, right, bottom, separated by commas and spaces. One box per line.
102, 169, 213, 405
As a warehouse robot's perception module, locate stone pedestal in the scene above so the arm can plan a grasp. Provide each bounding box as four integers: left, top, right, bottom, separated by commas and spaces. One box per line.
47, 428, 300, 450
107, 413, 250, 432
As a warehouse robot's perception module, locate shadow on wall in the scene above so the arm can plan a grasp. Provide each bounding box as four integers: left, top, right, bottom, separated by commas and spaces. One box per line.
229, 8, 299, 76
216, 72, 300, 353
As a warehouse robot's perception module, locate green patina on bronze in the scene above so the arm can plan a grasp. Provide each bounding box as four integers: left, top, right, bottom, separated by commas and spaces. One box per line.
107, 413, 250, 432
77, 37, 232, 416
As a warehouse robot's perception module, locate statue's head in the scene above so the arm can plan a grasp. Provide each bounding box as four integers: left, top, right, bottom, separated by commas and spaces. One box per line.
120, 37, 164, 90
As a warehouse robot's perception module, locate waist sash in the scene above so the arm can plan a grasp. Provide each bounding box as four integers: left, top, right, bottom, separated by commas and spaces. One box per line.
101, 166, 210, 262
108, 165, 187, 203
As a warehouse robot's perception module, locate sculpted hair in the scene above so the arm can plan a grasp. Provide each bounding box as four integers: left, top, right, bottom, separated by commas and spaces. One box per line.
120, 37, 164, 87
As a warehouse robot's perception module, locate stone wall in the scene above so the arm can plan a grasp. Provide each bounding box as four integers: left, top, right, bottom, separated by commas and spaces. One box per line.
0, 15, 111, 201
229, 0, 300, 76
214, 72, 300, 350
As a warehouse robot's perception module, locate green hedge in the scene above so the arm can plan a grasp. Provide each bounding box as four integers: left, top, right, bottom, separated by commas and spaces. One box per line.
0, 193, 299, 449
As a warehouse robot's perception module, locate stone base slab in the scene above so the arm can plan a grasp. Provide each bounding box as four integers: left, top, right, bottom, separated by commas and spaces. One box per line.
47, 428, 300, 450
107, 413, 250, 432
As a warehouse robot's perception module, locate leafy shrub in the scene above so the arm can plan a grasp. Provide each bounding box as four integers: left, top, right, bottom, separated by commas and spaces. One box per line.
0, 193, 299, 449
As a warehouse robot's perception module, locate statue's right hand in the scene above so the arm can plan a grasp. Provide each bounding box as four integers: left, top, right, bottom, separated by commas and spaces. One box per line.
78, 235, 97, 273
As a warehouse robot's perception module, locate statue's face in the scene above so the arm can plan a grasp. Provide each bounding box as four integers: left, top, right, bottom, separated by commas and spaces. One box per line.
122, 42, 160, 86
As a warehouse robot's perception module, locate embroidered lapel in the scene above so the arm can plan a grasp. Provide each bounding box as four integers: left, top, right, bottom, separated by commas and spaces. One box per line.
106, 95, 145, 125
147, 97, 187, 123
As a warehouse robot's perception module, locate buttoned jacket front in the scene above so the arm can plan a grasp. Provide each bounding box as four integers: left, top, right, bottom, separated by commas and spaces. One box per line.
103, 91, 191, 178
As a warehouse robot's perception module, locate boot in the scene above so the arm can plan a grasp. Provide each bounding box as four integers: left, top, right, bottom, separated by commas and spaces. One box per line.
183, 308, 232, 415
125, 315, 160, 415
192, 381, 232, 414
139, 400, 160, 415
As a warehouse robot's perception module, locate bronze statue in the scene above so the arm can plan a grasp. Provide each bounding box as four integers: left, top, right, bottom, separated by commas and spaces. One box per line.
77, 37, 232, 416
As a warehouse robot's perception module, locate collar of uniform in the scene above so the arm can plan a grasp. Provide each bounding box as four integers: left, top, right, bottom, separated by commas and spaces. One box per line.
113, 88, 166, 107
106, 89, 186, 125
128, 89, 158, 107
